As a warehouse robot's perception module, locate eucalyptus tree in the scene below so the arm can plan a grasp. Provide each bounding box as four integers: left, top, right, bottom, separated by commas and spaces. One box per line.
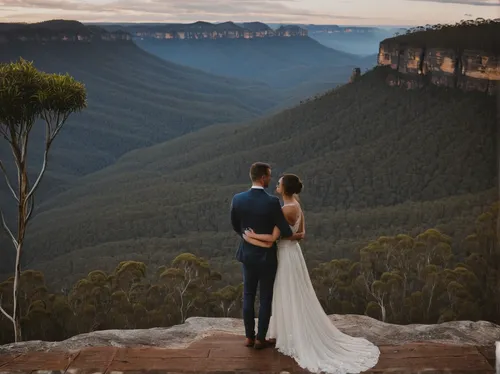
0, 58, 86, 341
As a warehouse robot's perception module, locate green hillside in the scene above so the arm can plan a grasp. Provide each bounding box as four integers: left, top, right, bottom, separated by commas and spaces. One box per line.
15, 67, 497, 287
0, 37, 280, 199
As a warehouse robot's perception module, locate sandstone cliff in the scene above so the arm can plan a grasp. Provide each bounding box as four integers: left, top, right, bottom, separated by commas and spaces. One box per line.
377, 19, 499, 94
378, 43, 499, 94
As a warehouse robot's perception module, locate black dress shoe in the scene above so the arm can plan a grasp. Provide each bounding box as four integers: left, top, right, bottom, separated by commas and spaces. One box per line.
254, 339, 271, 350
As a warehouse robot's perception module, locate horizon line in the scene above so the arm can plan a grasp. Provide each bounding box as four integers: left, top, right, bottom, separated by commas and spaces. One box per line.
0, 18, 448, 28
3, 17, 494, 28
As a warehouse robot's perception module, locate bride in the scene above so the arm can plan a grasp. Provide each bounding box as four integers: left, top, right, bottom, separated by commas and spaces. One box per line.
242, 174, 380, 374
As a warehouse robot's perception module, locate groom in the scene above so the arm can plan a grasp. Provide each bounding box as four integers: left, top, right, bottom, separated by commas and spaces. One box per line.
230, 162, 293, 349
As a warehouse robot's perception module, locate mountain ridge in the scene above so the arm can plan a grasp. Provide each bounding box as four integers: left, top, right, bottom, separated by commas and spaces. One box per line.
103, 20, 308, 40
0, 20, 311, 43
0, 20, 131, 42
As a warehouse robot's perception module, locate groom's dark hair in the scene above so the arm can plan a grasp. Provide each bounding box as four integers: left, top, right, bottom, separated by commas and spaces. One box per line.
250, 162, 271, 181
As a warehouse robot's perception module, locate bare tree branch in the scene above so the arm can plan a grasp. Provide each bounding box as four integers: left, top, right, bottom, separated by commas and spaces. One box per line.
0, 160, 19, 203
26, 148, 48, 203
25, 195, 35, 224
8, 141, 22, 188
42, 110, 69, 145
0, 298, 15, 324
0, 209, 18, 247
51, 113, 69, 141
0, 125, 11, 142
25, 111, 69, 202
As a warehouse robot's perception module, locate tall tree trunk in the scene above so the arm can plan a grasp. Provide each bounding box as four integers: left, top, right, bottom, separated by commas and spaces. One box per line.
379, 300, 386, 322
12, 245, 22, 342
12, 151, 29, 342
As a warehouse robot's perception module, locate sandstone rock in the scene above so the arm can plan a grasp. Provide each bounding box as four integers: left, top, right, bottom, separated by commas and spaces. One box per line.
1, 314, 499, 354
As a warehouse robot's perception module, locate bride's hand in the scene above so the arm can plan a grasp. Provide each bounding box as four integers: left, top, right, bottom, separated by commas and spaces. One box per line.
296, 231, 305, 241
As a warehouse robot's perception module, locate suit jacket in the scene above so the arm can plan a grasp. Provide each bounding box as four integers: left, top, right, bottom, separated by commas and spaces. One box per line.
230, 187, 293, 266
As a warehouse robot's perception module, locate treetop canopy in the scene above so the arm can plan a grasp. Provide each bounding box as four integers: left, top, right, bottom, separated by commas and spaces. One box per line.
0, 58, 87, 130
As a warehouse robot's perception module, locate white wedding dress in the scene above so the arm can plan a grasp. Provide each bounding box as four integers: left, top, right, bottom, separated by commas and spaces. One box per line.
267, 203, 380, 374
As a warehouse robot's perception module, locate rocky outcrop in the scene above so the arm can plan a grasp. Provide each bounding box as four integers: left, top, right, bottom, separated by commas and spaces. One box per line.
1, 314, 499, 354
350, 67, 361, 82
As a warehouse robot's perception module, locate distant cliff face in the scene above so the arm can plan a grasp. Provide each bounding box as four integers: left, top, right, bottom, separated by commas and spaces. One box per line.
0, 20, 132, 44
126, 22, 308, 41
0, 21, 309, 44
378, 42, 499, 94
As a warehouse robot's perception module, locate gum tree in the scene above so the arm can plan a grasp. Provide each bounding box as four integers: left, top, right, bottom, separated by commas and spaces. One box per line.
0, 58, 86, 342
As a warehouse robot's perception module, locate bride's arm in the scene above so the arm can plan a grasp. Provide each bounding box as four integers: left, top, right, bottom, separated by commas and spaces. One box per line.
246, 204, 294, 242
243, 205, 304, 246
245, 226, 281, 242
245, 225, 304, 242
243, 235, 274, 248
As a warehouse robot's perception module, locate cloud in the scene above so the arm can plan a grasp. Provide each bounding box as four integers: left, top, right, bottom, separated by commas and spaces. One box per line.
6, 0, 482, 25
407, 0, 499, 6
1, 0, 304, 14
0, 0, 373, 21
0, 0, 93, 11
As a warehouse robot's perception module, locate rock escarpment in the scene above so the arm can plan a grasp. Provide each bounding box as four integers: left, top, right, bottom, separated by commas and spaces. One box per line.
1, 314, 499, 354
377, 19, 499, 94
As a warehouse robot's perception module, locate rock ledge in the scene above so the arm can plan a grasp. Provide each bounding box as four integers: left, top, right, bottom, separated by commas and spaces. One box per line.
1, 314, 499, 354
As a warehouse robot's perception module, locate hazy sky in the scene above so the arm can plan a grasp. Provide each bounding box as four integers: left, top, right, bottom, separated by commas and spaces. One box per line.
0, 0, 498, 25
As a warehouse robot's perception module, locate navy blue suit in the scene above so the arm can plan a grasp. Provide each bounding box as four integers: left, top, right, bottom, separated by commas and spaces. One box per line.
230, 187, 293, 341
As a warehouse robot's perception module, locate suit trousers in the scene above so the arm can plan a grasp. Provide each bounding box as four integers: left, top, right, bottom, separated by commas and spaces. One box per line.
242, 260, 277, 341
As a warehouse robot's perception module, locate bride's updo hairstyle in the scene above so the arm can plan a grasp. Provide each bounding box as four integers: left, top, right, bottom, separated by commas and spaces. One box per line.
281, 174, 303, 196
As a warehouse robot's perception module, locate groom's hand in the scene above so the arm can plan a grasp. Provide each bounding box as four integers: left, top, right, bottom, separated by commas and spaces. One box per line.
296, 232, 305, 241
